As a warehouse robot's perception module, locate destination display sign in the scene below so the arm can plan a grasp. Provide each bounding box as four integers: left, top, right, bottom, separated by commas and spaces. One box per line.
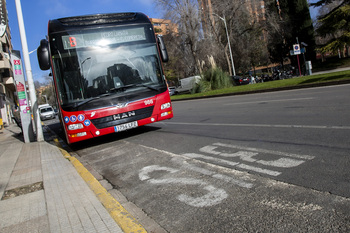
62, 27, 146, 50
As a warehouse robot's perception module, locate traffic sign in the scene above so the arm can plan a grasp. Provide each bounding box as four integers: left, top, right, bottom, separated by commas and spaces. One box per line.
293, 44, 301, 55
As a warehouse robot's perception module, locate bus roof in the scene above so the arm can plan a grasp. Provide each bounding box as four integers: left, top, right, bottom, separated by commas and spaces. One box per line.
48, 12, 151, 34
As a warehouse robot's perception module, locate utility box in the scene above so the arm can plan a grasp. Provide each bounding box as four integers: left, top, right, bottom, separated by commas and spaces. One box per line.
305, 61, 312, 75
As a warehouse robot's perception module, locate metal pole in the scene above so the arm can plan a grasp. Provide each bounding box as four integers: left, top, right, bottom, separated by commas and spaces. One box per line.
223, 16, 236, 76
15, 0, 44, 142
213, 13, 236, 76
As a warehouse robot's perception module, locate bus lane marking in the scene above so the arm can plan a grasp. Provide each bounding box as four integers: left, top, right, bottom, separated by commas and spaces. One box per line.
139, 165, 228, 207
178, 162, 254, 189
183, 143, 314, 177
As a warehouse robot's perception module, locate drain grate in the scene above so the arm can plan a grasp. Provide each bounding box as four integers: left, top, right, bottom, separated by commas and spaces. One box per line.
1, 182, 44, 200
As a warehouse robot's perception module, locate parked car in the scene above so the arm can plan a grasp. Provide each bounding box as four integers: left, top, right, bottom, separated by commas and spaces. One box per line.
38, 104, 56, 120
175, 76, 201, 94
232, 76, 250, 85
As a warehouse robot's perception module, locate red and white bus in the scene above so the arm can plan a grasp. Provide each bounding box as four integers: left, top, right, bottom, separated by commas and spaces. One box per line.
37, 12, 173, 144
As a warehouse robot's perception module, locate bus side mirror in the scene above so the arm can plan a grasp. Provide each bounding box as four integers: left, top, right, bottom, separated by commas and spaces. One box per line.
157, 35, 169, 63
37, 39, 51, 70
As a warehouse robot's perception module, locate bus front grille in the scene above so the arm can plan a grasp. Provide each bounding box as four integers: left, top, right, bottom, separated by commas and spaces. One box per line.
90, 106, 154, 129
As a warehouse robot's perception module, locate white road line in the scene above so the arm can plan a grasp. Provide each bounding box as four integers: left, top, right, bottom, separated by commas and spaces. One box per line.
213, 143, 314, 160
183, 153, 281, 176
184, 153, 240, 167
183, 164, 254, 189
223, 97, 315, 105
236, 164, 281, 176
165, 122, 350, 130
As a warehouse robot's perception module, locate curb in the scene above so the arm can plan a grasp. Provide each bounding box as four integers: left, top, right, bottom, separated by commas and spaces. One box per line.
52, 138, 147, 233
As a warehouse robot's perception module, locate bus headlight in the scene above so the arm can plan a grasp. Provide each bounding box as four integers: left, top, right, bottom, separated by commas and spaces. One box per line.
161, 111, 172, 117
70, 132, 87, 137
161, 102, 171, 110
68, 123, 84, 130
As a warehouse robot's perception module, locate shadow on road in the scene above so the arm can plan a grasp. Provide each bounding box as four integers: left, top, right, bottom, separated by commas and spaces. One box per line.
45, 120, 161, 151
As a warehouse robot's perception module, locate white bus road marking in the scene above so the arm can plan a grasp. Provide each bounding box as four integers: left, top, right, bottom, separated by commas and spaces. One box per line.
184, 153, 240, 167
213, 143, 315, 160
139, 165, 228, 207
201, 144, 309, 168
184, 153, 282, 176
138, 145, 254, 188
183, 143, 315, 177
182, 163, 254, 189
236, 164, 281, 176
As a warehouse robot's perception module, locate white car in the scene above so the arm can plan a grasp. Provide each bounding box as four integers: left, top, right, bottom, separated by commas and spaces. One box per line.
175, 75, 201, 94
38, 104, 56, 120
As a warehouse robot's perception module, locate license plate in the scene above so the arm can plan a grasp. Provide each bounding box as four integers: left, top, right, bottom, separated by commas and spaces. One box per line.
114, 121, 138, 132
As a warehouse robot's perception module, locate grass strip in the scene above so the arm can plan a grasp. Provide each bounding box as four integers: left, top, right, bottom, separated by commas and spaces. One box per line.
171, 70, 350, 101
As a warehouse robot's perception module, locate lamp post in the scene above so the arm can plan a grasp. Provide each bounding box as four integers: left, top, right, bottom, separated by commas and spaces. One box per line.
212, 13, 236, 76
15, 0, 44, 142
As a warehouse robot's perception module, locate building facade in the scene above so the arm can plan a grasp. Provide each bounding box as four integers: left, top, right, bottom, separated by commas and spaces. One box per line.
150, 18, 178, 36
0, 0, 16, 127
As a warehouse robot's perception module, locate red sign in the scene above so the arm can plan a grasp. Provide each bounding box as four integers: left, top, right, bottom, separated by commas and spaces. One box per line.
16, 82, 25, 92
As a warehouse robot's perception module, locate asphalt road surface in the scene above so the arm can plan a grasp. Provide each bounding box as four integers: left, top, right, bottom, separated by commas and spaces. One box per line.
47, 84, 350, 232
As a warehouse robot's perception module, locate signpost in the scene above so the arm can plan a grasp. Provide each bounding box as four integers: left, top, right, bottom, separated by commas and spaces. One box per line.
290, 38, 312, 76
15, 0, 44, 142
11, 50, 35, 142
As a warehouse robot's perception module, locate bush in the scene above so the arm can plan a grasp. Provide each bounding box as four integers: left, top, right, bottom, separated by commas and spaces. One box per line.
193, 68, 232, 93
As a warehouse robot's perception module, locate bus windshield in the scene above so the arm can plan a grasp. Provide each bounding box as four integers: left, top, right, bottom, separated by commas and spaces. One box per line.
50, 25, 166, 110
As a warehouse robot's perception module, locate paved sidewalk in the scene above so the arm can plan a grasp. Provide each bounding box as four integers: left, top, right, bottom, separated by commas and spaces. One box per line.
0, 124, 125, 232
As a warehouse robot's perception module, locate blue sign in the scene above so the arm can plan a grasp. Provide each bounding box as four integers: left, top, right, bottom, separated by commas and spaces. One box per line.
78, 114, 85, 122
70, 115, 77, 123
84, 119, 91, 127
293, 44, 301, 55
64, 116, 69, 123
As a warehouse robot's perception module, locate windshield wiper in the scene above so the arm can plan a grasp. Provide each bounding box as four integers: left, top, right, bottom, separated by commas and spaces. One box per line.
109, 84, 136, 93
111, 84, 160, 92
135, 83, 161, 92
73, 93, 111, 109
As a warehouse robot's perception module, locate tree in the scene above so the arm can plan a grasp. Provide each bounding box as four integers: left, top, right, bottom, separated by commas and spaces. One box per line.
155, 0, 203, 76
311, 0, 350, 57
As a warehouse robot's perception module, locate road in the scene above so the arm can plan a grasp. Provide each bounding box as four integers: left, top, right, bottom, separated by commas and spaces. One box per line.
47, 84, 350, 232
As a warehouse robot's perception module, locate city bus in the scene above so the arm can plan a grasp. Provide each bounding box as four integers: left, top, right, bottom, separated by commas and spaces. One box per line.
37, 12, 173, 144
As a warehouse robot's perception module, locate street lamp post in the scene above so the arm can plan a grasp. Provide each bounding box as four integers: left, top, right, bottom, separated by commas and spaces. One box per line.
212, 13, 236, 76
15, 0, 44, 142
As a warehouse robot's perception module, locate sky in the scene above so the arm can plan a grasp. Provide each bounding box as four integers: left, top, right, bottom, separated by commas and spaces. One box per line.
6, 0, 320, 84
6, 0, 163, 83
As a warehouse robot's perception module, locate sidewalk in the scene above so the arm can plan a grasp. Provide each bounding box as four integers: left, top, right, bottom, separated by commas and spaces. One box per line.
0, 124, 144, 233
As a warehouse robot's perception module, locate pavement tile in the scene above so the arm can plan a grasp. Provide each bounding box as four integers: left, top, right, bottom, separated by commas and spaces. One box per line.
0, 124, 125, 232
0, 190, 46, 229
40, 141, 123, 233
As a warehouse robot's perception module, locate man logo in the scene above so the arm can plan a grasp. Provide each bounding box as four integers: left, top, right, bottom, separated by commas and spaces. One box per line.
113, 111, 135, 121
115, 103, 128, 109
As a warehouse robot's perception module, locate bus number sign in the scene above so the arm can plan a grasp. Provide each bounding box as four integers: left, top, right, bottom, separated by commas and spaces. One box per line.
69, 37, 77, 47
62, 27, 146, 50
